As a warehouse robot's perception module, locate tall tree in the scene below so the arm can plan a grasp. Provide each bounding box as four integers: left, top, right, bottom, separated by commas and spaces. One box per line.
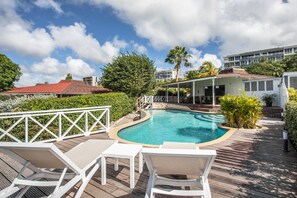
101, 52, 156, 97
0, 54, 21, 92
165, 46, 192, 82
65, 73, 73, 80
243, 61, 285, 77
282, 54, 297, 72
197, 61, 218, 78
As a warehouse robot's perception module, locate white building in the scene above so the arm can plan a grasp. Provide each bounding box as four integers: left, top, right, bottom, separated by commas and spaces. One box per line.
163, 68, 285, 107
224, 44, 297, 67
83, 76, 98, 86
284, 71, 297, 89
155, 69, 176, 81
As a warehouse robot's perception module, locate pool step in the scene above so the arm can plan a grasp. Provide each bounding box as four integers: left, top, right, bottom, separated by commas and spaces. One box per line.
195, 114, 225, 123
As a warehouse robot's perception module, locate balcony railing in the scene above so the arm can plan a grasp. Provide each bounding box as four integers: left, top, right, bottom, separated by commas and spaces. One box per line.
0, 106, 110, 143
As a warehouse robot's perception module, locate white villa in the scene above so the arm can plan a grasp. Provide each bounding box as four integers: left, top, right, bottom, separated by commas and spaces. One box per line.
162, 68, 287, 108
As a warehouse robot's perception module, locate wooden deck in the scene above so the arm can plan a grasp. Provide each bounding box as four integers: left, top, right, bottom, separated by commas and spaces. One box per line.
0, 118, 297, 197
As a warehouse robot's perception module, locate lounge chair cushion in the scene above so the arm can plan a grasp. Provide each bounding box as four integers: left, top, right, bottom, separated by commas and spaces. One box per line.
65, 139, 116, 169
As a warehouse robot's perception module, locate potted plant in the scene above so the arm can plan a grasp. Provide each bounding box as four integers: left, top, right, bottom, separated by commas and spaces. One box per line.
261, 94, 276, 107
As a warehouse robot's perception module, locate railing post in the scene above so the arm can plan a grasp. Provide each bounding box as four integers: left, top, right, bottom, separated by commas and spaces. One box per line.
25, 116, 28, 143
58, 113, 62, 141
85, 111, 89, 136
106, 108, 110, 132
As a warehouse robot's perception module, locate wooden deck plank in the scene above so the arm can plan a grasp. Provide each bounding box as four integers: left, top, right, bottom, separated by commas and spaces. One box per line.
0, 120, 297, 197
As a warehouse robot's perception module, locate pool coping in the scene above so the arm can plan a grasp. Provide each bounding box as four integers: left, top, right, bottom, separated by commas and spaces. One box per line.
108, 109, 237, 148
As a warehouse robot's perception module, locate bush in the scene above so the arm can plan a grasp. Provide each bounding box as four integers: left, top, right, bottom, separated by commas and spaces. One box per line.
220, 93, 262, 128
154, 88, 187, 97
19, 92, 134, 122
0, 92, 134, 142
285, 102, 297, 148
288, 87, 297, 102
0, 95, 56, 113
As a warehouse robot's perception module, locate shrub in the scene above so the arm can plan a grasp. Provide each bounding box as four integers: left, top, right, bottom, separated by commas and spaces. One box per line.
288, 87, 297, 102
19, 92, 134, 122
220, 93, 262, 128
0, 95, 56, 113
154, 88, 187, 97
285, 102, 297, 148
0, 92, 134, 142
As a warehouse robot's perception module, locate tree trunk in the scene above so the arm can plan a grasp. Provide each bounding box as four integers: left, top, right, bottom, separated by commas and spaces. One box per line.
175, 63, 181, 82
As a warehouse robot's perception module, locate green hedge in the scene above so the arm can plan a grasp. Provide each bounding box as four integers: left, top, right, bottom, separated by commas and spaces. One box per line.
154, 88, 187, 97
19, 92, 134, 121
220, 93, 262, 128
1, 92, 134, 142
285, 101, 297, 148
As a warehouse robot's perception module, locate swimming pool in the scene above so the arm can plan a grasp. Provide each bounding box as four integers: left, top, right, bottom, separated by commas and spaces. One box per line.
118, 109, 227, 145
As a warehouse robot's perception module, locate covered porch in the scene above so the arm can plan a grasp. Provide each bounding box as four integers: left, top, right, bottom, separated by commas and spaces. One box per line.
162, 76, 242, 106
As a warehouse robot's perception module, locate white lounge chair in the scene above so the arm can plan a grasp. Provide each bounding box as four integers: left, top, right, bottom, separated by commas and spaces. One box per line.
142, 147, 216, 198
0, 139, 117, 198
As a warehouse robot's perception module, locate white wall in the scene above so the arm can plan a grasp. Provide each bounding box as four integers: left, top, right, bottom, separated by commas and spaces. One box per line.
245, 78, 281, 106
193, 77, 243, 97
191, 77, 282, 107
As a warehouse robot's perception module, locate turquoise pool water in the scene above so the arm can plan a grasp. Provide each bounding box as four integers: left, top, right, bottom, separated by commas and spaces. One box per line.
118, 109, 227, 145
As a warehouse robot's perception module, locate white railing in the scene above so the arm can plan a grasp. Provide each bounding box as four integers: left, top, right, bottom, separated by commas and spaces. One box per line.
144, 96, 153, 104
0, 106, 110, 143
153, 96, 166, 102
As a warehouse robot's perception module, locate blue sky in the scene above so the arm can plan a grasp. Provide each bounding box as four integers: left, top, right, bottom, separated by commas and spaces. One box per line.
0, 0, 296, 86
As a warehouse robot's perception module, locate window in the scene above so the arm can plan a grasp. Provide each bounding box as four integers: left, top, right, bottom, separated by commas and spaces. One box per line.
245, 82, 250, 91
266, 80, 273, 91
285, 48, 292, 54
290, 77, 297, 89
251, 82, 257, 91
229, 57, 234, 61
258, 81, 265, 91
284, 76, 288, 88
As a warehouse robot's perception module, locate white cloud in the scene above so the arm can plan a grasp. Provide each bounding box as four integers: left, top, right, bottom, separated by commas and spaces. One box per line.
17, 56, 95, 86
0, 1, 127, 63
218, 0, 297, 55
188, 48, 222, 69
34, 0, 63, 14
131, 42, 147, 54
82, 0, 218, 49
49, 23, 127, 63
75, 0, 297, 56
0, 0, 55, 57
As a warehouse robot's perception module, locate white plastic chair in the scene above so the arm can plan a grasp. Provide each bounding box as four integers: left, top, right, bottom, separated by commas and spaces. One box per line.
142, 147, 216, 198
0, 139, 117, 198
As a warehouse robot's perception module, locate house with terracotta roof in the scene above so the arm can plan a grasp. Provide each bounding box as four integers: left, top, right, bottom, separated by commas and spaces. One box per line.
1, 80, 111, 97
162, 68, 285, 108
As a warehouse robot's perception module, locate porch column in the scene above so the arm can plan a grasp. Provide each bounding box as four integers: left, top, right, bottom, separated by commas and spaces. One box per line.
212, 78, 215, 106
192, 81, 195, 104
166, 86, 168, 102
177, 84, 180, 103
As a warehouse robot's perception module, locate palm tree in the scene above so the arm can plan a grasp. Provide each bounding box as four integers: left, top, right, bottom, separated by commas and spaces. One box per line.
165, 46, 192, 82
198, 61, 218, 78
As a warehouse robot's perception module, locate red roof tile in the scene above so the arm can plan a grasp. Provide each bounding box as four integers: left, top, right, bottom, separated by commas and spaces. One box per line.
2, 80, 110, 95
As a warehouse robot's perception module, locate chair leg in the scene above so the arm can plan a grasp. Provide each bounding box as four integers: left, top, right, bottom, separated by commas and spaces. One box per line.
203, 178, 211, 198
145, 170, 156, 198
75, 162, 100, 198
0, 185, 21, 198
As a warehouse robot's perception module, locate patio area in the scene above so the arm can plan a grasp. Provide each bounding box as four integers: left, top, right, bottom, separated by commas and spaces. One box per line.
0, 118, 296, 197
